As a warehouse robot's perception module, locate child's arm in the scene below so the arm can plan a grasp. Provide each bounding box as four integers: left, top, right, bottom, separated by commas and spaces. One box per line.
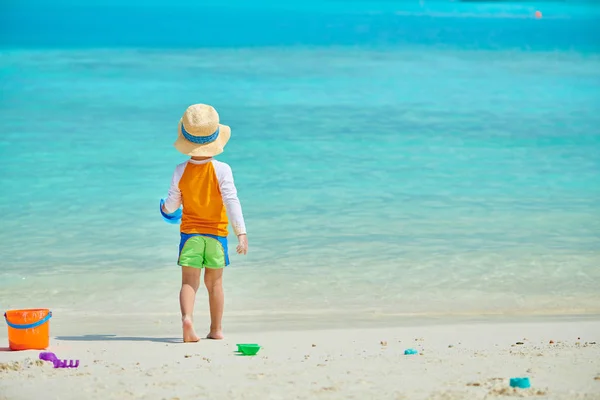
160, 166, 183, 222
217, 163, 248, 255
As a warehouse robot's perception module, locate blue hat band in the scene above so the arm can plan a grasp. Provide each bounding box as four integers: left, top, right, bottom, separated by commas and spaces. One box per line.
181, 123, 220, 145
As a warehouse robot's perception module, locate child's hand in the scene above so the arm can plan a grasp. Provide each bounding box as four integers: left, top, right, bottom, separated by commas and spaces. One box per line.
236, 234, 248, 255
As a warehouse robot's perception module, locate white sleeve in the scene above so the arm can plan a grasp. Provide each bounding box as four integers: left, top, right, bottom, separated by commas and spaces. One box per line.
163, 164, 185, 214
215, 162, 247, 236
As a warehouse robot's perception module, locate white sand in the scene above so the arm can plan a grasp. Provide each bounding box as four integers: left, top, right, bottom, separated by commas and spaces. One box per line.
1, 318, 599, 400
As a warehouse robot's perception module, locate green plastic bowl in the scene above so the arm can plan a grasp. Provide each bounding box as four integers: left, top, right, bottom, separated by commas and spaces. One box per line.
237, 344, 261, 356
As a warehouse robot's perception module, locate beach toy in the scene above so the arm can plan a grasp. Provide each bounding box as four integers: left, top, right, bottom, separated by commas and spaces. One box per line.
404, 348, 418, 355
4, 309, 52, 351
535, 10, 542, 19
236, 343, 259, 352
39, 352, 80, 369
159, 199, 182, 224
510, 377, 531, 389
236, 344, 261, 356
39, 352, 57, 363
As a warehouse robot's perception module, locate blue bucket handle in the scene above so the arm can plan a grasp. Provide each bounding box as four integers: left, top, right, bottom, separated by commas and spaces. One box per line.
4, 311, 52, 329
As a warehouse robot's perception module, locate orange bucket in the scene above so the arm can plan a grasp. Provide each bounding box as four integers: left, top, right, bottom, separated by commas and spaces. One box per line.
4, 309, 52, 351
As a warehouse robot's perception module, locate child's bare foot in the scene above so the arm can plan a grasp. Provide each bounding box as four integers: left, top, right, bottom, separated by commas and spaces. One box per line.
182, 318, 200, 343
206, 330, 224, 340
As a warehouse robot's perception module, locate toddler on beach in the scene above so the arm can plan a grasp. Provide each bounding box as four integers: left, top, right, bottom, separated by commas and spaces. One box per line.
160, 104, 248, 342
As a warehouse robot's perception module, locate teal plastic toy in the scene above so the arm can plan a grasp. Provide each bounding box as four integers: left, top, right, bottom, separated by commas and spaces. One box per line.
159, 199, 182, 224
510, 377, 531, 389
404, 348, 418, 355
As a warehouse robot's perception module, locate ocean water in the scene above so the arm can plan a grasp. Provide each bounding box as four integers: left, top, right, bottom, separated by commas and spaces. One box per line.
1, 1, 599, 329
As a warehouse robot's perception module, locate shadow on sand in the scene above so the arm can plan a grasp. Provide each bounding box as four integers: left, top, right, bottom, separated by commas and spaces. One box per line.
55, 334, 181, 344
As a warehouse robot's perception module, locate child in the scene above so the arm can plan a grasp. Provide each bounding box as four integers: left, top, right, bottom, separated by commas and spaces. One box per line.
160, 104, 248, 342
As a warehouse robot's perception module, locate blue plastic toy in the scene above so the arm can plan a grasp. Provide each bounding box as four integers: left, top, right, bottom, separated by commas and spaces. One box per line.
404, 348, 419, 355
159, 199, 182, 224
510, 377, 531, 389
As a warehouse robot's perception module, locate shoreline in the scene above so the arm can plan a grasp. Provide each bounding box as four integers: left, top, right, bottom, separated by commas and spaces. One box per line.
3, 310, 598, 336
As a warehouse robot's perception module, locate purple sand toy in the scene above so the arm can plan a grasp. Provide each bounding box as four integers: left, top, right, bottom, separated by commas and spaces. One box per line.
39, 352, 57, 362
39, 352, 80, 369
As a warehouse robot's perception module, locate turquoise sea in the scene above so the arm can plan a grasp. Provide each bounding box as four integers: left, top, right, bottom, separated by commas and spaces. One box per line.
1, 1, 599, 329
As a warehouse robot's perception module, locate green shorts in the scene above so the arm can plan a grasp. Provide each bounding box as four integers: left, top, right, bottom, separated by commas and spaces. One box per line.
178, 233, 229, 269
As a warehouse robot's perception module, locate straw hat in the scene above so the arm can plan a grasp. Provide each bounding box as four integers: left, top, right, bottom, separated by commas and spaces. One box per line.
174, 104, 231, 157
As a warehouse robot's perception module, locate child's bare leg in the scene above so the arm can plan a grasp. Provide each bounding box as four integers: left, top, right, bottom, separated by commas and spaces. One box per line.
204, 268, 224, 339
180, 266, 201, 342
